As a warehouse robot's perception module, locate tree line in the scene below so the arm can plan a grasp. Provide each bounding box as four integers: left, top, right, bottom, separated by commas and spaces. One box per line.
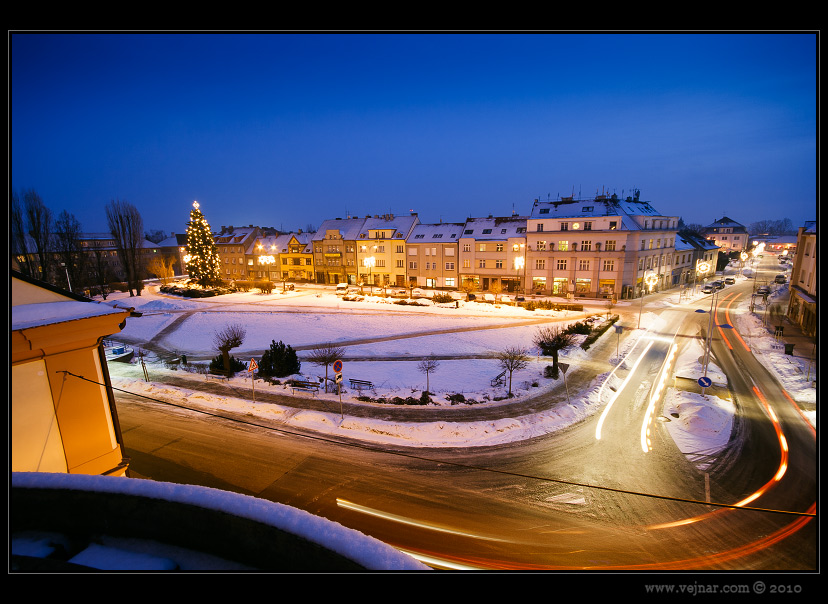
11, 189, 173, 298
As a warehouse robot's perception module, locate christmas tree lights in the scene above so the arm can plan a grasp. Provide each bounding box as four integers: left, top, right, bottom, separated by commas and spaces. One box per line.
185, 200, 222, 286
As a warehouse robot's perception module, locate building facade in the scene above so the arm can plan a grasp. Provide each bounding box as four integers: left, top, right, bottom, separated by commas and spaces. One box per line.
458, 215, 528, 293
405, 222, 463, 289
312, 217, 366, 285
525, 193, 680, 299
701, 216, 749, 252
213, 225, 262, 281
787, 221, 816, 336
355, 214, 420, 288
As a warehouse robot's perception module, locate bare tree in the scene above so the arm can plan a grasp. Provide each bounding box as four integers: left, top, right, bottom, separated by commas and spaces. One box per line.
417, 355, 440, 395
23, 189, 53, 283
461, 277, 477, 300
306, 342, 346, 392
213, 323, 247, 376
146, 254, 176, 285
533, 326, 574, 375
11, 191, 32, 277
495, 346, 531, 396
54, 210, 86, 293
88, 239, 113, 299
106, 199, 145, 296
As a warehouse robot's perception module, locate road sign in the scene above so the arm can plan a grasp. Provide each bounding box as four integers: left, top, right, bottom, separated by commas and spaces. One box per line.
248, 359, 258, 372
335, 372, 343, 384
333, 359, 343, 373
614, 325, 624, 334
558, 362, 569, 374
698, 376, 712, 388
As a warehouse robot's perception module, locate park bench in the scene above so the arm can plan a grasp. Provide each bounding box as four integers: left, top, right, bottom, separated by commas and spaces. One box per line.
290, 380, 320, 396
490, 370, 506, 387
348, 378, 374, 391
206, 371, 229, 381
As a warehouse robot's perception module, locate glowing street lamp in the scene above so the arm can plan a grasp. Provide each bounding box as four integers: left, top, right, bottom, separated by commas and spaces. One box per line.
258, 254, 275, 281
514, 254, 525, 294
638, 270, 658, 329
694, 259, 710, 295
363, 256, 376, 294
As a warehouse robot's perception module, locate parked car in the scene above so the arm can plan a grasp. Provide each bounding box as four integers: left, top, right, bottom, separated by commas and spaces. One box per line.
724, 277, 735, 285
701, 284, 715, 294
757, 285, 771, 295
482, 293, 496, 302
774, 274, 787, 284
411, 288, 425, 298
712, 280, 725, 289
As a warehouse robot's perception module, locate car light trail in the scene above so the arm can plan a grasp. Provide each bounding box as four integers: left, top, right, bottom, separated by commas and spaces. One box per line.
336, 498, 509, 542
595, 340, 654, 441
640, 342, 678, 452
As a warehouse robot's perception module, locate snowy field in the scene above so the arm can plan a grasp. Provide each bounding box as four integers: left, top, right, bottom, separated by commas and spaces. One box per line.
101, 271, 815, 458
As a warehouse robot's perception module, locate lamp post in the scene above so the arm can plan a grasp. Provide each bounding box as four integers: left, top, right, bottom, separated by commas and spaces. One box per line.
514, 255, 525, 295
694, 260, 710, 296
695, 289, 733, 395
258, 254, 275, 284
60, 261, 72, 292
739, 251, 748, 277
638, 270, 658, 329
364, 256, 375, 294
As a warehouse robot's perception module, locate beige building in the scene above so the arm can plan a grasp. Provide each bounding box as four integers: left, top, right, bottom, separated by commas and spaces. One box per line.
701, 216, 749, 252
787, 221, 816, 335
525, 193, 680, 299
312, 217, 366, 285
356, 214, 420, 288
213, 225, 262, 281
458, 215, 528, 293
405, 222, 463, 289
11, 271, 134, 477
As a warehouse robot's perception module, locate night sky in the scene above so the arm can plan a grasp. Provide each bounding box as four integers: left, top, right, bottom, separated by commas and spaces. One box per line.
11, 32, 817, 237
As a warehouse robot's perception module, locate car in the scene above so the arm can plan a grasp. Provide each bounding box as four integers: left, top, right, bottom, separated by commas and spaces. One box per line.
724, 277, 735, 285
712, 280, 725, 289
482, 293, 496, 302
701, 284, 715, 294
757, 286, 770, 295
774, 275, 787, 284
411, 288, 425, 298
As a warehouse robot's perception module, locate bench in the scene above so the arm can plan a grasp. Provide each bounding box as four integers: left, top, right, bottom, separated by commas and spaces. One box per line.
348, 378, 374, 391
290, 380, 320, 396
206, 372, 229, 381
490, 370, 506, 387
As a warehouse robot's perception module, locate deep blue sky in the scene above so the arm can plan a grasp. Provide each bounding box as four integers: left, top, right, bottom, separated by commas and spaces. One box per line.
11, 33, 817, 236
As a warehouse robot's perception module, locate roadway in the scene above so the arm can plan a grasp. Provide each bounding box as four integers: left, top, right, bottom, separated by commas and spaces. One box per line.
112, 256, 816, 570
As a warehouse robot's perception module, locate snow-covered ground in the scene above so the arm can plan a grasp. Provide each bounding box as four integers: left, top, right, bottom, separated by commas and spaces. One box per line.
103, 271, 816, 457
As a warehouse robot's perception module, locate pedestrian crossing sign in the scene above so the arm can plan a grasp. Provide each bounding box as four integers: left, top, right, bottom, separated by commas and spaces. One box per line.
248, 359, 258, 372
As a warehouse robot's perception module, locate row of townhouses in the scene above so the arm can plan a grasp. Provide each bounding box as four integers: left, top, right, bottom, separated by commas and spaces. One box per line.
204, 193, 722, 300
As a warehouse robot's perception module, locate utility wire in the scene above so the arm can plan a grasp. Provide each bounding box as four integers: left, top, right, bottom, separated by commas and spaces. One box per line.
61, 370, 815, 519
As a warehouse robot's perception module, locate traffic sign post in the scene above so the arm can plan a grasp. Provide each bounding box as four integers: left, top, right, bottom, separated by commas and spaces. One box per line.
248, 358, 258, 401
333, 360, 344, 416
698, 375, 712, 397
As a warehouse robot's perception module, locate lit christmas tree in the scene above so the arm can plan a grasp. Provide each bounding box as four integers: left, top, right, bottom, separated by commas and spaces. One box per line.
185, 200, 222, 286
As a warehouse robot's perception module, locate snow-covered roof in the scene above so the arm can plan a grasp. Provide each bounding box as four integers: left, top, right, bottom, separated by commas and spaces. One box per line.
407, 222, 464, 242
460, 216, 527, 240
312, 217, 367, 241
358, 214, 419, 240
12, 300, 128, 331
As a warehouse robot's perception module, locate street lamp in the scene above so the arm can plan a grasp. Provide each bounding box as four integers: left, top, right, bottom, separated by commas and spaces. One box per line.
258, 254, 275, 282
60, 262, 72, 292
514, 255, 525, 295
739, 251, 748, 277
695, 290, 733, 395
638, 270, 658, 329
694, 260, 710, 295
363, 256, 375, 294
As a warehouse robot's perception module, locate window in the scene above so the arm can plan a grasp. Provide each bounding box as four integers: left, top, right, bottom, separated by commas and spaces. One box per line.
415, 234, 425, 239
464, 229, 474, 235
496, 243, 503, 252
496, 259, 503, 269
582, 206, 593, 212
445, 262, 455, 270
609, 221, 617, 230
409, 248, 418, 255
445, 248, 454, 256
579, 259, 590, 271
537, 224, 544, 232
479, 259, 486, 268
648, 239, 653, 250
396, 259, 404, 268
536, 240, 546, 251
463, 244, 471, 252
539, 208, 550, 214
376, 259, 385, 267
581, 240, 592, 251
602, 259, 615, 271
409, 261, 417, 269
479, 244, 486, 252
445, 278, 455, 287
584, 222, 592, 231
482, 229, 492, 234
561, 222, 569, 231
463, 259, 471, 268
396, 245, 404, 253
605, 240, 616, 251
535, 259, 545, 270
558, 241, 569, 251
557, 259, 567, 270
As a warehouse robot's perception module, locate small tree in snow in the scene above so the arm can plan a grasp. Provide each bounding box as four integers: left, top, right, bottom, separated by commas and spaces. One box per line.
306, 342, 346, 392
495, 346, 531, 397
213, 323, 246, 376
417, 355, 440, 396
